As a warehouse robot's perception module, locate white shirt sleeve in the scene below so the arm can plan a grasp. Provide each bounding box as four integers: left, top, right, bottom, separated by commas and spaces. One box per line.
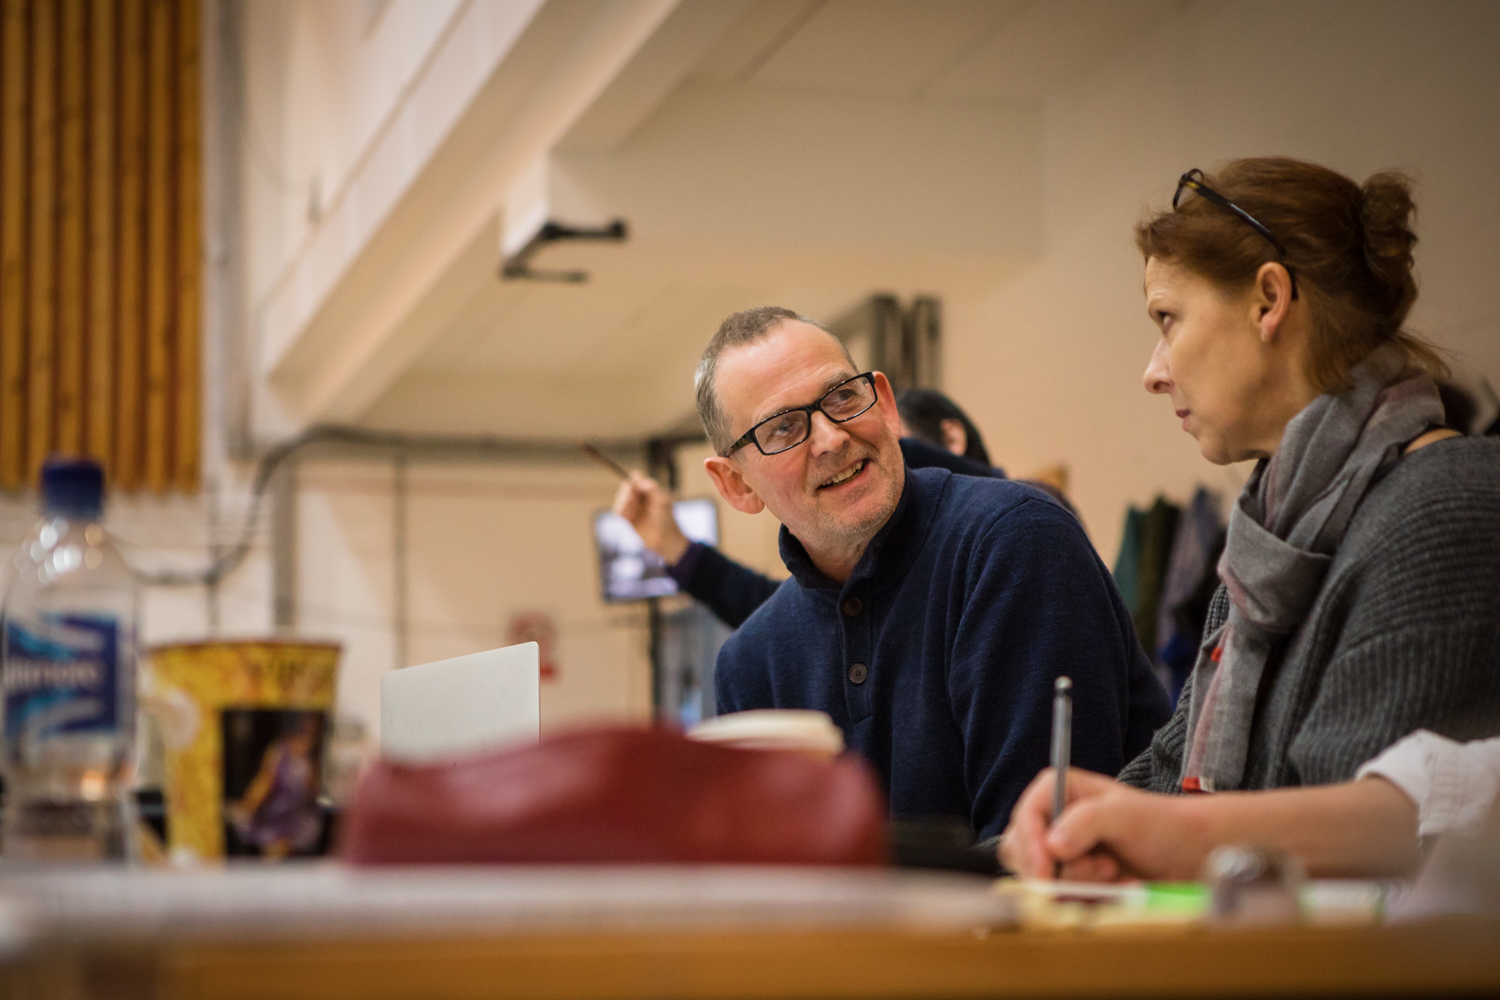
1356, 730, 1500, 839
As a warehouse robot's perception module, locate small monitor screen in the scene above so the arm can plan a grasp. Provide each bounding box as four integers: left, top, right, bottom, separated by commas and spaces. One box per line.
594, 498, 720, 603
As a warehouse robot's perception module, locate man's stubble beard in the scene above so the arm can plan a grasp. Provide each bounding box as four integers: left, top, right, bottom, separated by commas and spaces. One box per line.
804, 459, 904, 561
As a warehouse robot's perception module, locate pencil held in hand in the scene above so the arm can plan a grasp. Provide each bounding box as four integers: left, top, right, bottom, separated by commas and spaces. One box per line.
581, 442, 631, 480
1050, 676, 1073, 837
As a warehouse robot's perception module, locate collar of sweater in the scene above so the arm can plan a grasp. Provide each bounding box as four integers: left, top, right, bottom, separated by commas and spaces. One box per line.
776, 466, 947, 595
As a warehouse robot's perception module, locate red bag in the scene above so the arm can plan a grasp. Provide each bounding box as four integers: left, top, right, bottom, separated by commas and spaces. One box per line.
340, 726, 887, 866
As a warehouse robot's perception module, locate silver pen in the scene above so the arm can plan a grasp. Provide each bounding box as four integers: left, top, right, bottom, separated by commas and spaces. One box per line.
1050, 676, 1073, 878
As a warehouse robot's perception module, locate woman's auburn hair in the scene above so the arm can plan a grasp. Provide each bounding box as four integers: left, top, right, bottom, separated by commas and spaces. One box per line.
1135, 157, 1446, 393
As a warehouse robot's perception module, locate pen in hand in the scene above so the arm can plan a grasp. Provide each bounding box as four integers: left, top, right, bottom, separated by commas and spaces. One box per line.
1050, 675, 1072, 879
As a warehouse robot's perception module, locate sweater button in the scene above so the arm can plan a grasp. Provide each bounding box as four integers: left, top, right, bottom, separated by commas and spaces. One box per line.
848, 663, 868, 684
841, 597, 863, 617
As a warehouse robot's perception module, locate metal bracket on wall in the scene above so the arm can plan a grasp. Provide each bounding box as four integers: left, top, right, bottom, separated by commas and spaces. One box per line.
501, 220, 629, 283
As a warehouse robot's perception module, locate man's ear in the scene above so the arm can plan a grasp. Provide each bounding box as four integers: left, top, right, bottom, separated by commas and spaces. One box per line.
1251, 261, 1295, 344
872, 371, 902, 433
703, 455, 765, 515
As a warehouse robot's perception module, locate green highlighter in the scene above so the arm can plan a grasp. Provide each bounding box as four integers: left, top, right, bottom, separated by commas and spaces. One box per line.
1004, 878, 1389, 928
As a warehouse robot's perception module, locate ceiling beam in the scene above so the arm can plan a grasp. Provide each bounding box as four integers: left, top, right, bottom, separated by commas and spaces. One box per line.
260, 0, 684, 428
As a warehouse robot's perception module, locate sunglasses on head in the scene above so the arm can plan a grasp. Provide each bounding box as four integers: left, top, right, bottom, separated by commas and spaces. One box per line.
1174, 169, 1298, 300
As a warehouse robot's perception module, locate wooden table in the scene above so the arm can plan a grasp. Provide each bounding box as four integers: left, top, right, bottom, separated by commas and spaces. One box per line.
1, 866, 1497, 1000
7, 915, 1500, 1000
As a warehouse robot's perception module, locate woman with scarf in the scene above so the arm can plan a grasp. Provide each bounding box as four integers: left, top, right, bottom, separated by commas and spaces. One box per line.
1001, 157, 1500, 880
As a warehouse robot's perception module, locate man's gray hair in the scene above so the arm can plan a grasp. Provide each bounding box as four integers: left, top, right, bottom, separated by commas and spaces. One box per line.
694, 307, 854, 455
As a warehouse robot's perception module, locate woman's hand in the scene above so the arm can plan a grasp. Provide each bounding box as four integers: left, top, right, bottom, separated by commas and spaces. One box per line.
1000, 768, 1206, 882
1001, 767, 1425, 883
1000, 767, 1127, 880
612, 473, 690, 564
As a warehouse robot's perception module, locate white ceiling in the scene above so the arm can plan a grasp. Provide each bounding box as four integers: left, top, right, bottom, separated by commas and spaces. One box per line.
692, 0, 1032, 95
924, 0, 1185, 103
358, 0, 1180, 439
685, 0, 1180, 100
403, 257, 779, 386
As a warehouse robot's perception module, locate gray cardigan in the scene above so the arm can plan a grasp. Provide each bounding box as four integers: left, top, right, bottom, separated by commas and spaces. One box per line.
1120, 436, 1500, 793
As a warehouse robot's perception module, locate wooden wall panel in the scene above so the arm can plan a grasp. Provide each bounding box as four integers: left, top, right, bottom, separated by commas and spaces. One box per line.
86, 0, 116, 470
173, 0, 199, 493
25, 0, 55, 482
0, 0, 28, 491
0, 0, 199, 495
143, 0, 172, 493
115, 0, 145, 491
55, 0, 85, 456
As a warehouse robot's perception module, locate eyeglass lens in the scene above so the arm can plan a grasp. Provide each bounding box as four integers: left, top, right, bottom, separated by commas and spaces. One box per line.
754, 378, 877, 455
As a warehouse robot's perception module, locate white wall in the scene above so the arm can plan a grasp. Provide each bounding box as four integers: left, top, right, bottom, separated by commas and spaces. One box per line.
287, 448, 794, 738
943, 0, 1500, 562
292, 459, 658, 737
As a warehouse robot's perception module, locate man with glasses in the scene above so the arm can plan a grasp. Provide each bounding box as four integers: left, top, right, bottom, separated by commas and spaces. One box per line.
698, 307, 1170, 842
613, 388, 1004, 629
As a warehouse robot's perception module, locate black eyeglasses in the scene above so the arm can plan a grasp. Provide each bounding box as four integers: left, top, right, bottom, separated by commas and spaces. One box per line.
1173, 169, 1298, 300
722, 373, 879, 458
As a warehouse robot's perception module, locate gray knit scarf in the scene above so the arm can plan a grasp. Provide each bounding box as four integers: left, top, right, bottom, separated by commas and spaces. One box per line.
1179, 345, 1444, 792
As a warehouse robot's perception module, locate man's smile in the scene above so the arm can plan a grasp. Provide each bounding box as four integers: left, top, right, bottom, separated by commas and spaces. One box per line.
818, 459, 868, 490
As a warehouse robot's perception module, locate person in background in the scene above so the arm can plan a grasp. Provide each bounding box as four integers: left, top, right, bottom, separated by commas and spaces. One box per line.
898, 387, 1079, 514
1001, 730, 1500, 880
897, 388, 993, 466
1002, 157, 1500, 877
613, 388, 1004, 629
695, 306, 1168, 840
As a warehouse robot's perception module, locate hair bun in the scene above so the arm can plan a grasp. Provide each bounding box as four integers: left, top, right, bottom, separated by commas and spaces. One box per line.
1358, 171, 1419, 318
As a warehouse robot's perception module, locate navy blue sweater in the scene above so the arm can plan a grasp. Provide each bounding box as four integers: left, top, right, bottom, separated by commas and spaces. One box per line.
670, 438, 1003, 628
714, 467, 1170, 839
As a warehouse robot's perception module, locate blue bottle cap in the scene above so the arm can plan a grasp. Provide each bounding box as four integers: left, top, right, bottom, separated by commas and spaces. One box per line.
41, 457, 105, 520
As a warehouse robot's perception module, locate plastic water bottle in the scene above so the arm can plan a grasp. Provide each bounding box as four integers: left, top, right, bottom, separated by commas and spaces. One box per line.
1, 458, 138, 861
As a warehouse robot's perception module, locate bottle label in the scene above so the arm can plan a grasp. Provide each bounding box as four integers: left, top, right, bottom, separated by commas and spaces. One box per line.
3, 614, 120, 749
